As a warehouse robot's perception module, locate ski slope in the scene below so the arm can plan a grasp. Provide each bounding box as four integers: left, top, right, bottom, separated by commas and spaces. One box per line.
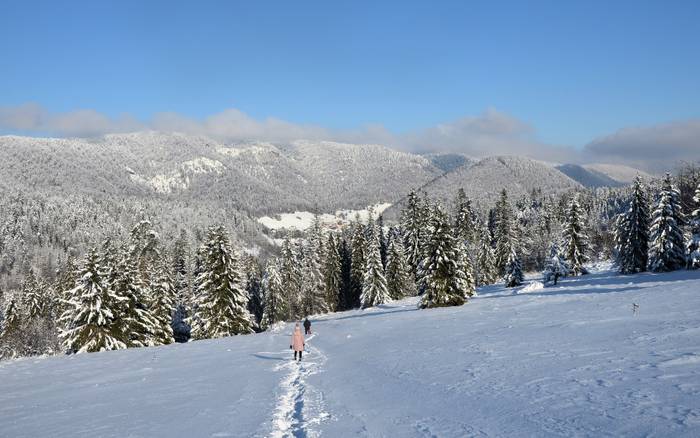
2, 267, 700, 437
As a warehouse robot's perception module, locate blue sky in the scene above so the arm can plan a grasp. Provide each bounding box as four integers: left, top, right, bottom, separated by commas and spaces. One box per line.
0, 0, 698, 167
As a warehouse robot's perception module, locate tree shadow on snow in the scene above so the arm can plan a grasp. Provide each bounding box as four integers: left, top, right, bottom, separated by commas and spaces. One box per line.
329, 306, 419, 322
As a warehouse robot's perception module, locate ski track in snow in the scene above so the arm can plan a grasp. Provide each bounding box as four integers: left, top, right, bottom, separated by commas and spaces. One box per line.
266, 332, 329, 438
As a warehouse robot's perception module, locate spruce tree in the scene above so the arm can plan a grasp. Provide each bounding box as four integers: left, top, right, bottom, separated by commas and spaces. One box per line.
300, 239, 327, 316
454, 188, 477, 244
494, 190, 516, 275
504, 247, 524, 288
686, 181, 700, 269
0, 294, 25, 358
349, 224, 366, 309
189, 226, 253, 339
260, 258, 288, 330
280, 237, 302, 319
361, 231, 391, 308
615, 176, 650, 274
419, 206, 468, 308
171, 230, 191, 342
59, 249, 127, 354
402, 190, 424, 275
649, 174, 686, 272
476, 230, 497, 286
323, 234, 342, 312
543, 243, 568, 286
385, 231, 415, 299
338, 237, 354, 311
149, 261, 176, 345
110, 248, 159, 348
378, 215, 388, 269
21, 270, 44, 319
455, 240, 476, 298
562, 194, 589, 275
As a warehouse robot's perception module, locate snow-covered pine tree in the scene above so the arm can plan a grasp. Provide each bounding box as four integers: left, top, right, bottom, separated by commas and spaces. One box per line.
456, 240, 476, 298
243, 255, 264, 326
189, 226, 253, 339
562, 193, 589, 275
454, 188, 477, 244
260, 258, 287, 330
377, 215, 388, 269
476, 229, 497, 286
337, 236, 354, 311
361, 230, 391, 308
542, 243, 568, 286
649, 173, 686, 272
385, 230, 415, 299
110, 247, 159, 348
686, 181, 700, 269
615, 176, 650, 274
280, 237, 302, 319
349, 224, 367, 309
59, 249, 127, 354
149, 261, 176, 345
323, 234, 342, 312
171, 230, 191, 343
0, 293, 25, 359
402, 190, 424, 276
21, 270, 44, 319
504, 247, 524, 288
494, 189, 516, 275
419, 205, 468, 308
300, 239, 328, 316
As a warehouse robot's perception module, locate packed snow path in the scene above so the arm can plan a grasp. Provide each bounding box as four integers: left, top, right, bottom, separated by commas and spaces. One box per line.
2, 267, 700, 437
266, 333, 330, 438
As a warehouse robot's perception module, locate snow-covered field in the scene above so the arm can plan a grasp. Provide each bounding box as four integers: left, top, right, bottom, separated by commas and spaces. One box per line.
2, 268, 700, 437
258, 203, 392, 232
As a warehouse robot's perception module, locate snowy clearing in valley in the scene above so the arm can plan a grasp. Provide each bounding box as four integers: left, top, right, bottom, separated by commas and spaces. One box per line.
2, 267, 700, 437
257, 203, 392, 232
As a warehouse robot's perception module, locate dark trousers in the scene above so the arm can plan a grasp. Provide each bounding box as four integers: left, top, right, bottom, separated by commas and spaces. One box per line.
304, 328, 310, 335
294, 351, 303, 361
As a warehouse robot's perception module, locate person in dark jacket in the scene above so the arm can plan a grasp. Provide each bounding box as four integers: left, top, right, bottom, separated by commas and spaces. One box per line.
303, 318, 311, 335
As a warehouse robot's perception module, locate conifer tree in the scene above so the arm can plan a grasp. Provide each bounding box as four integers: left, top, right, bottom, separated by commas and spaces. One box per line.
171, 230, 191, 342
349, 224, 366, 309
686, 181, 700, 269
243, 255, 264, 326
323, 234, 342, 312
0, 293, 25, 358
476, 230, 497, 286
189, 226, 253, 339
419, 206, 468, 308
543, 243, 568, 286
361, 231, 391, 308
377, 215, 388, 269
456, 240, 477, 298
562, 194, 589, 275
21, 270, 44, 319
649, 174, 686, 272
402, 190, 424, 275
300, 239, 327, 316
280, 237, 302, 319
494, 190, 517, 275
149, 261, 176, 345
338, 237, 354, 311
260, 258, 287, 330
454, 188, 477, 244
110, 248, 159, 348
615, 177, 650, 274
385, 231, 415, 299
59, 249, 127, 354
504, 247, 524, 288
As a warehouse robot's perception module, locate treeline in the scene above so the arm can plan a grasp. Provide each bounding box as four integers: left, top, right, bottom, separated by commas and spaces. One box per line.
3, 166, 700, 360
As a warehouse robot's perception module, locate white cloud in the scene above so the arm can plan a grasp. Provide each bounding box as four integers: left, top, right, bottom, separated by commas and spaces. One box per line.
584, 120, 700, 172
3, 102, 697, 171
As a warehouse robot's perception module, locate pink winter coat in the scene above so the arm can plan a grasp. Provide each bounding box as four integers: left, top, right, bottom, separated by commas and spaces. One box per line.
291, 327, 305, 352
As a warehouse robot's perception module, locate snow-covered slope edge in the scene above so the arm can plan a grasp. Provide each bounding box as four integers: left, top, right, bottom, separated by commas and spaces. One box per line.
2, 269, 700, 437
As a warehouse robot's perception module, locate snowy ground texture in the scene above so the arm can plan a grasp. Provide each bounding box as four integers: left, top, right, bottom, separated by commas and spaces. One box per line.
2, 266, 700, 437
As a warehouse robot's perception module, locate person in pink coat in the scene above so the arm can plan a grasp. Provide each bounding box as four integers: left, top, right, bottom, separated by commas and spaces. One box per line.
290, 322, 305, 361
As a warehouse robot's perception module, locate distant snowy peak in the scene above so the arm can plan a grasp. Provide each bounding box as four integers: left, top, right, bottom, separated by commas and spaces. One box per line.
555, 163, 653, 188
